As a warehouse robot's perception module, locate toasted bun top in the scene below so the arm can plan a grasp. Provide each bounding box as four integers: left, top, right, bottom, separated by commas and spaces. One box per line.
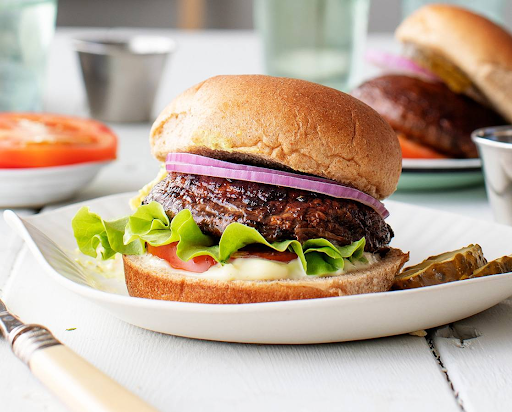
150, 75, 401, 199
396, 4, 512, 122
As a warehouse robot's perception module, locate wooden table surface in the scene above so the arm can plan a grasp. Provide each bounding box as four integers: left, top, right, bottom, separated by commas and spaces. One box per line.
0, 29, 510, 412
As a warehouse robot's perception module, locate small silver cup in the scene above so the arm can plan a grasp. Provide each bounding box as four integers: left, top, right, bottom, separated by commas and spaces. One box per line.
73, 35, 175, 122
472, 126, 512, 225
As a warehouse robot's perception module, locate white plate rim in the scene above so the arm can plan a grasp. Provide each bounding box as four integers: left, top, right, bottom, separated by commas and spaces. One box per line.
402, 158, 481, 171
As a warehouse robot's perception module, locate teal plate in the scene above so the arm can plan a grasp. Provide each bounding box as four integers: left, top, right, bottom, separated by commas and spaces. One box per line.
398, 158, 484, 191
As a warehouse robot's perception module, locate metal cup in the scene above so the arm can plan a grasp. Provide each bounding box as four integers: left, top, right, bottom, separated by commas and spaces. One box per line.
73, 35, 175, 122
472, 126, 512, 225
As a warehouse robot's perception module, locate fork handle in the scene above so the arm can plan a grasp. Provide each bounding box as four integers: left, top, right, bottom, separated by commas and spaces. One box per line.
11, 325, 158, 412
29, 345, 159, 412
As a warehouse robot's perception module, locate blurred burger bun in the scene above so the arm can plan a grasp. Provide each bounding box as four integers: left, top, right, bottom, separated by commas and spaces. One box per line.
397, 4, 512, 122
150, 75, 402, 199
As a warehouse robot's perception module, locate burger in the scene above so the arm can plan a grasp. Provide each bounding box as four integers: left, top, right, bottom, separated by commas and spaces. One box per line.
72, 75, 409, 304
352, 4, 512, 159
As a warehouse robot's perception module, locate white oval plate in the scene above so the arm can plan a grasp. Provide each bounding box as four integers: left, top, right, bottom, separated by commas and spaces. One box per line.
0, 161, 111, 208
5, 193, 512, 344
402, 158, 482, 170
399, 158, 483, 190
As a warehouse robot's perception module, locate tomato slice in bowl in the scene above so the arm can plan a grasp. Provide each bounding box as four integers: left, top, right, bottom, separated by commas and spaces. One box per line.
0, 113, 117, 168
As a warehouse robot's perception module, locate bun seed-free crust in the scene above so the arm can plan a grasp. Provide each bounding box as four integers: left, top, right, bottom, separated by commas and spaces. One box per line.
150, 75, 402, 200
123, 249, 409, 304
397, 4, 512, 122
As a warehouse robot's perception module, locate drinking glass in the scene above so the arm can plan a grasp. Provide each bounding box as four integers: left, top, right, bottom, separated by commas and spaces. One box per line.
254, 0, 370, 91
0, 0, 57, 112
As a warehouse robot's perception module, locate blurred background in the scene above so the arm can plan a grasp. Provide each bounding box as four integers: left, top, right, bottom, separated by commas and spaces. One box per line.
56, 0, 512, 31
2, 1, 511, 213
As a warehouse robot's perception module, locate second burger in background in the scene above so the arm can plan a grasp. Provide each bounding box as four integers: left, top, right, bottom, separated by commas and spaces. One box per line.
352, 4, 511, 159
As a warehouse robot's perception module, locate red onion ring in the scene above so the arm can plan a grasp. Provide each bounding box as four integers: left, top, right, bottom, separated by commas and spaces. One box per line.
165, 153, 389, 218
365, 49, 440, 82
168, 153, 336, 183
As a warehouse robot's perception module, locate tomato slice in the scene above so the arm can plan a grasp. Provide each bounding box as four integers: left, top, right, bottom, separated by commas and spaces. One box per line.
0, 112, 117, 168
147, 243, 217, 273
231, 245, 298, 263
147, 242, 298, 273
398, 134, 448, 159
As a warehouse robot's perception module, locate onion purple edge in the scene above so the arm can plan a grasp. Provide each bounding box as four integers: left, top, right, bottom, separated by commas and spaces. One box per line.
165, 154, 390, 219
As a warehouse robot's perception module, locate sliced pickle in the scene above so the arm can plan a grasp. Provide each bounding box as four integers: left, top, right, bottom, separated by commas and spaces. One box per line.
462, 255, 512, 279
393, 245, 487, 290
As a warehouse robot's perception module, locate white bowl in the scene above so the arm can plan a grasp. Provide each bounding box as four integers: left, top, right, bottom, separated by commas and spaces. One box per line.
0, 161, 110, 208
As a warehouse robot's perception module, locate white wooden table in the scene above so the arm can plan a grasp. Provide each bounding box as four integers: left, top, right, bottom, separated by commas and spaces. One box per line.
1, 29, 510, 412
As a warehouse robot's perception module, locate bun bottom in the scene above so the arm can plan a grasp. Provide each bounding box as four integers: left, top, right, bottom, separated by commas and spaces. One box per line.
123, 249, 409, 304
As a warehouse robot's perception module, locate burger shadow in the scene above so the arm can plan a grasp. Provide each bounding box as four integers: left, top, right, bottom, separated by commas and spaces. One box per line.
144, 331, 443, 406
157, 331, 424, 376
132, 298, 510, 406
155, 296, 511, 378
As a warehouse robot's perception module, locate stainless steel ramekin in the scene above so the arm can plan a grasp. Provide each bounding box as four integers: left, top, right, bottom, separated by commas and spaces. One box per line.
472, 126, 512, 225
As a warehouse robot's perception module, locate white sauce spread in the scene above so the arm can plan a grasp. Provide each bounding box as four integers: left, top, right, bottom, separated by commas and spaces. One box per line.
139, 253, 380, 281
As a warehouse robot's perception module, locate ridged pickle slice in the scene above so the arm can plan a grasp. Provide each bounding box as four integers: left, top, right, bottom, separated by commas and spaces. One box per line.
393, 245, 487, 290
462, 255, 512, 279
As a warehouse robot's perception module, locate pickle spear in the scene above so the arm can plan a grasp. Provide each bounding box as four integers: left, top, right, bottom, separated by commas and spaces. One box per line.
462, 255, 512, 279
393, 245, 487, 290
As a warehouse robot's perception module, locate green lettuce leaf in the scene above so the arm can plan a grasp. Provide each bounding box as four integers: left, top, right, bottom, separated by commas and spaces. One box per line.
71, 202, 366, 276
72, 207, 144, 259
